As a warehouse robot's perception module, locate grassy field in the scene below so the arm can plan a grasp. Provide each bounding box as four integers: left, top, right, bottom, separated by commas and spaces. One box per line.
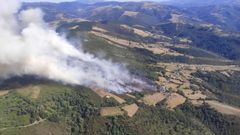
0, 93, 32, 129
2, 85, 239, 135
1, 121, 67, 135
0, 83, 103, 135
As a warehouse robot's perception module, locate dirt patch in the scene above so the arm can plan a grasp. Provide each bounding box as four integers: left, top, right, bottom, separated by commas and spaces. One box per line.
121, 24, 152, 37
179, 83, 190, 90
157, 62, 240, 96
157, 63, 240, 73
164, 83, 179, 91
92, 26, 109, 33
143, 92, 167, 106
31, 86, 41, 99
179, 38, 192, 44
221, 71, 231, 77
100, 107, 124, 117
90, 31, 141, 48
16, 86, 41, 99
170, 79, 183, 85
90, 31, 185, 57
148, 46, 184, 56
158, 77, 167, 84
183, 90, 207, 100
166, 93, 186, 109
92, 88, 126, 104
69, 25, 79, 30
122, 103, 139, 117
0, 90, 9, 97
169, 13, 183, 23
126, 93, 136, 99
191, 100, 204, 106
206, 100, 240, 116
122, 11, 139, 17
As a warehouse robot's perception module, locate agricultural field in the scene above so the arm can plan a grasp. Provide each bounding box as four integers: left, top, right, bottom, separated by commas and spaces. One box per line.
1, 1, 240, 134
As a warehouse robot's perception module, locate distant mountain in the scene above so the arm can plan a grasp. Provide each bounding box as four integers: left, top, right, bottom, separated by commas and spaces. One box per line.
163, 0, 240, 7
75, 0, 103, 4
74, 0, 240, 6
23, 1, 240, 32
186, 5, 240, 31
24, 2, 185, 25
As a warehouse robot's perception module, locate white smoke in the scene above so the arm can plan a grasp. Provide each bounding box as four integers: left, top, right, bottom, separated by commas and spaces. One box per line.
0, 0, 150, 93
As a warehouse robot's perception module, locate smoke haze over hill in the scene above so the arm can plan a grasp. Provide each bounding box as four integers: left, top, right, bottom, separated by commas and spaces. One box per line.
0, 0, 149, 93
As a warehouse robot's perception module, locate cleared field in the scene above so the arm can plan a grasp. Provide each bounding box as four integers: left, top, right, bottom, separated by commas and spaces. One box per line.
90, 31, 184, 57
158, 62, 240, 72
164, 83, 179, 91
170, 79, 182, 85
92, 26, 109, 33
206, 100, 240, 116
166, 93, 186, 109
16, 86, 41, 99
30, 87, 41, 99
100, 107, 124, 117
170, 13, 183, 23
92, 88, 126, 104
122, 104, 139, 117
191, 100, 204, 106
183, 90, 207, 100
90, 31, 140, 48
0, 91, 9, 97
121, 24, 152, 37
158, 77, 167, 84
122, 11, 139, 17
69, 25, 79, 30
126, 93, 136, 99
143, 92, 167, 106
179, 83, 190, 90
148, 46, 184, 56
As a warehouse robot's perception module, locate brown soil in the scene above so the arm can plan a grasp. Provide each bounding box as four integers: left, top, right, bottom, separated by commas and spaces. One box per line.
166, 93, 186, 109
206, 100, 240, 116
183, 90, 207, 100
92, 88, 126, 104
0, 90, 9, 97
100, 107, 124, 117
143, 92, 167, 106
122, 103, 139, 117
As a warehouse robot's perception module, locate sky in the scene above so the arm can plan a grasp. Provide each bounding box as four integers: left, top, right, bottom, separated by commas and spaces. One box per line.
23, 0, 75, 2
22, 0, 169, 3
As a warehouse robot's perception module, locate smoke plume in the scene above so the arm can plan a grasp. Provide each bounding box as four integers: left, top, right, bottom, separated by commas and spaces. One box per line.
0, 0, 151, 93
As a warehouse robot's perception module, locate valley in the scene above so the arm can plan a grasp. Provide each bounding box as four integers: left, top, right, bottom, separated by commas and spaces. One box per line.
1, 17, 240, 134
1, 0, 240, 135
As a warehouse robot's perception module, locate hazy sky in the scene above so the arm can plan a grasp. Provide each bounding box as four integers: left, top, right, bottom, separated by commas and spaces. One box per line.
22, 0, 169, 3
23, 0, 75, 2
